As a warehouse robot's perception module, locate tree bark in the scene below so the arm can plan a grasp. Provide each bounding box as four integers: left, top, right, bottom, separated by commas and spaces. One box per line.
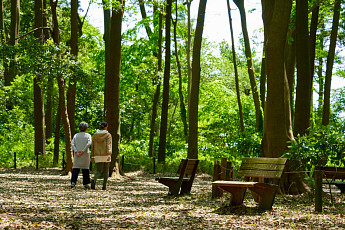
0, 0, 5, 43
158, 0, 172, 163
67, 0, 79, 137
294, 0, 312, 136
233, 0, 262, 132
187, 0, 207, 160
148, 5, 163, 158
172, 0, 188, 142
46, 76, 54, 142
5, 0, 20, 87
285, 31, 296, 122
103, 0, 111, 119
53, 101, 61, 166
107, 0, 124, 178
34, 0, 46, 156
261, 0, 294, 157
227, 0, 244, 133
50, 0, 73, 174
186, 0, 192, 121
322, 0, 341, 126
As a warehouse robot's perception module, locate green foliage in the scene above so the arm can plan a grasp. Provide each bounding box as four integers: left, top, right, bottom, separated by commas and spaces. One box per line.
283, 125, 345, 171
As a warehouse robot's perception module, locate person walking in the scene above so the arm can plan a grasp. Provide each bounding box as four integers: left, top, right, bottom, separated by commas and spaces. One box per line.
71, 122, 92, 189
91, 121, 112, 190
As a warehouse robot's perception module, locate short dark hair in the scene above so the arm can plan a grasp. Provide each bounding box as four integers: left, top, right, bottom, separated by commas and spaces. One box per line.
99, 121, 108, 130
79, 122, 89, 132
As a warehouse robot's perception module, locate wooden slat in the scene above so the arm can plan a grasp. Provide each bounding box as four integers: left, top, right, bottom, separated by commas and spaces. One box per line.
212, 181, 258, 187
238, 169, 284, 179
242, 157, 287, 165
184, 160, 198, 175
240, 164, 286, 171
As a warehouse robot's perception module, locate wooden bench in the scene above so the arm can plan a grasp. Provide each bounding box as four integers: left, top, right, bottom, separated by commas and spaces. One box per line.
315, 166, 345, 193
212, 157, 287, 210
155, 159, 199, 195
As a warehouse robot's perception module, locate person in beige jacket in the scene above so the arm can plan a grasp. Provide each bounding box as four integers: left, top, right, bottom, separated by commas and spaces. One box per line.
91, 121, 112, 190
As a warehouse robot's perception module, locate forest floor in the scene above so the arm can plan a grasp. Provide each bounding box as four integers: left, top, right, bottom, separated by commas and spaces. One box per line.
1, 168, 345, 229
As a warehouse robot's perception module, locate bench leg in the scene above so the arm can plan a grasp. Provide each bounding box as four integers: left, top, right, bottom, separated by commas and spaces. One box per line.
249, 187, 277, 210
219, 186, 247, 206
180, 181, 192, 194
168, 185, 181, 195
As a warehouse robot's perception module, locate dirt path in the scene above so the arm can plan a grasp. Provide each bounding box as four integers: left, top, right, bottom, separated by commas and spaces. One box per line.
1, 168, 345, 229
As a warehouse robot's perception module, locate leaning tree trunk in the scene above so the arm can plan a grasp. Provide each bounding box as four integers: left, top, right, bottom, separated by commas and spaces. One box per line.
148, 4, 163, 157
34, 0, 46, 156
233, 0, 262, 132
50, 0, 73, 174
107, 0, 124, 178
294, 0, 312, 136
157, 0, 172, 163
322, 0, 341, 126
227, 0, 244, 133
172, 0, 188, 142
187, 0, 207, 160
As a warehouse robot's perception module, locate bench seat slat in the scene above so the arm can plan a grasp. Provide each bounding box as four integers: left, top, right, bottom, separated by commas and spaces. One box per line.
238, 169, 284, 179
212, 181, 279, 189
242, 157, 287, 164
240, 164, 286, 171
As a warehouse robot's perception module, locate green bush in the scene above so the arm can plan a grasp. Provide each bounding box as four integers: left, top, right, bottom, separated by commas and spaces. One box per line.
283, 126, 345, 171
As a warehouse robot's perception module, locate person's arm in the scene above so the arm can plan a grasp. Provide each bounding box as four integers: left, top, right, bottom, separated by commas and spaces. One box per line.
81, 134, 92, 154
71, 134, 78, 153
106, 133, 112, 154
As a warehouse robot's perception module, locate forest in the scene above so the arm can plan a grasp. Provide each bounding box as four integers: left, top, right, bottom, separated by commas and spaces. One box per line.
1, 0, 345, 192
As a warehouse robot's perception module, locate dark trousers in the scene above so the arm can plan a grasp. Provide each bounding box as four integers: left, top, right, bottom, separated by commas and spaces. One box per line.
71, 168, 91, 185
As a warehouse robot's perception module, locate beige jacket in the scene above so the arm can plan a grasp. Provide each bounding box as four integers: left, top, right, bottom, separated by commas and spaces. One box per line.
91, 130, 112, 157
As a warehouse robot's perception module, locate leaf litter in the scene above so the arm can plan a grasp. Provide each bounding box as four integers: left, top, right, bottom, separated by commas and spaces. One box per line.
1, 167, 345, 229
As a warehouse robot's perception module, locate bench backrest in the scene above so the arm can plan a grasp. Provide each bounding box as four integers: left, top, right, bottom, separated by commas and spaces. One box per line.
177, 159, 199, 176
238, 157, 287, 180
315, 166, 345, 180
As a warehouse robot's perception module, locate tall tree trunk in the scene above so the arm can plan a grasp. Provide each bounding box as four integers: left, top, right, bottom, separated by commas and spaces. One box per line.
187, 0, 207, 160
46, 77, 54, 142
57, 77, 74, 174
0, 0, 6, 43
227, 0, 244, 133
322, 0, 341, 126
5, 0, 20, 87
317, 24, 324, 122
148, 5, 163, 158
261, 0, 294, 157
308, 4, 319, 127
285, 31, 296, 123
67, 0, 79, 137
107, 0, 124, 178
233, 0, 262, 132
294, 0, 312, 136
186, 0, 192, 121
53, 101, 61, 166
172, 0, 188, 142
34, 0, 46, 156
103, 0, 111, 119
158, 0, 172, 163
50, 0, 73, 174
